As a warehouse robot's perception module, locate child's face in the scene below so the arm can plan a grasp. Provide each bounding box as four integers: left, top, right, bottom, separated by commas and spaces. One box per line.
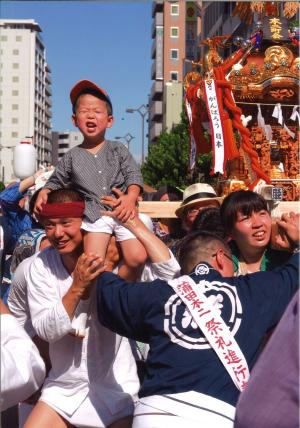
72, 94, 113, 142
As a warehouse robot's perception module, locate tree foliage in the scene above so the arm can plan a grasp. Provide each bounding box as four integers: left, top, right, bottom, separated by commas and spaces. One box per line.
142, 112, 214, 190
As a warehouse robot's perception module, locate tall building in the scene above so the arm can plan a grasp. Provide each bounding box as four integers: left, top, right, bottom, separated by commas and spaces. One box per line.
51, 130, 83, 166
150, 1, 201, 144
0, 19, 52, 183
149, 1, 244, 145
200, 2, 245, 56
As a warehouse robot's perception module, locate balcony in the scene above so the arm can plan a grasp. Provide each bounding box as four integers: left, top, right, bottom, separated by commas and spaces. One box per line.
45, 108, 52, 118
151, 12, 163, 38
45, 72, 52, 84
149, 121, 163, 143
152, 0, 163, 18
150, 80, 163, 101
150, 100, 163, 119
45, 97, 52, 107
151, 39, 156, 59
151, 60, 156, 80
45, 84, 52, 96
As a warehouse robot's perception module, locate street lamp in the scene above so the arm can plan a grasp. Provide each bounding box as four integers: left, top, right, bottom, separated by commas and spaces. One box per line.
126, 104, 148, 164
115, 133, 135, 151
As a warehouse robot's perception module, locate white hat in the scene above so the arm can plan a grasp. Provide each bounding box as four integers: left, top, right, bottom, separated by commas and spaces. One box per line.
175, 183, 222, 218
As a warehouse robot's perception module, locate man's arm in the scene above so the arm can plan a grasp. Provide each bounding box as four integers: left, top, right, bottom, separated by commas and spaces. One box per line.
97, 272, 162, 342
27, 251, 105, 342
7, 256, 36, 336
102, 188, 178, 265
62, 253, 106, 318
18, 168, 46, 193
274, 212, 300, 251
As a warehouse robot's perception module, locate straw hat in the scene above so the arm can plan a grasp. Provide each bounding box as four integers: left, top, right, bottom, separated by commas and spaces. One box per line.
175, 183, 222, 218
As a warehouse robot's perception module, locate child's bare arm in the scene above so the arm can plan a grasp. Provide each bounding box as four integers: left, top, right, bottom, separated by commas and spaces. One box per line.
34, 188, 51, 214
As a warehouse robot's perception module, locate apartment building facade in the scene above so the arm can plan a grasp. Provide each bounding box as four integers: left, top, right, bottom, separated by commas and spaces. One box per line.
150, 1, 201, 144
0, 19, 52, 183
149, 1, 243, 145
51, 130, 83, 166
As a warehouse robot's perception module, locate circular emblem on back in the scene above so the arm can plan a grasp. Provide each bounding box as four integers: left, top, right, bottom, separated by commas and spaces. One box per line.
195, 264, 210, 275
164, 279, 242, 350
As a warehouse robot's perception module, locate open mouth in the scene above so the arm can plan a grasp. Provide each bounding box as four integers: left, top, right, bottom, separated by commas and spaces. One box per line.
86, 122, 97, 130
252, 231, 266, 240
55, 241, 69, 249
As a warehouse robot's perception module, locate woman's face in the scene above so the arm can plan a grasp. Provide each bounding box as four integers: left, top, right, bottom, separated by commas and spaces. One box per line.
182, 200, 220, 231
230, 209, 272, 252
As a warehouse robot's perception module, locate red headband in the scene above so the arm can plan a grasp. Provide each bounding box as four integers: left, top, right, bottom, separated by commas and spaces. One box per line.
39, 201, 85, 218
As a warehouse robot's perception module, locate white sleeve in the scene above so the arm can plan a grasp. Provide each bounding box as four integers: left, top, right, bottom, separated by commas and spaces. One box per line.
27, 253, 72, 343
0, 314, 46, 411
7, 256, 35, 337
142, 250, 181, 281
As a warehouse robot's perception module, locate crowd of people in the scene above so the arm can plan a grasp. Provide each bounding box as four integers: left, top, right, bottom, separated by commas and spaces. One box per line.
0, 79, 299, 428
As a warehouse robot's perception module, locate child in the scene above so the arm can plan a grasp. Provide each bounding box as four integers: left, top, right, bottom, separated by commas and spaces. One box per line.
35, 80, 147, 334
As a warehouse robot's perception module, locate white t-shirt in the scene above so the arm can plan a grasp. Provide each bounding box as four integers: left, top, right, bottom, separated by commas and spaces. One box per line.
0, 314, 45, 411
26, 247, 139, 418
8, 253, 38, 337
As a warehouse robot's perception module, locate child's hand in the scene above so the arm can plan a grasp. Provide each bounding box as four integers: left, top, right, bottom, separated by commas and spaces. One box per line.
114, 194, 137, 222
34, 188, 50, 214
101, 188, 137, 223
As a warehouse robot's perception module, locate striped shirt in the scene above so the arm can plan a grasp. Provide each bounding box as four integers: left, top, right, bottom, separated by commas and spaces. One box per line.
45, 140, 143, 222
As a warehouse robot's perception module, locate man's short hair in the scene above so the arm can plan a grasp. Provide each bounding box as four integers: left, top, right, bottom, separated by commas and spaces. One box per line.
178, 231, 231, 275
47, 188, 84, 204
192, 207, 227, 240
220, 190, 269, 233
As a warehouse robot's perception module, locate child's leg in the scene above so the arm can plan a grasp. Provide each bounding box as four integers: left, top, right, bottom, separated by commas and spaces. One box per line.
23, 401, 74, 428
118, 239, 148, 282
83, 231, 111, 259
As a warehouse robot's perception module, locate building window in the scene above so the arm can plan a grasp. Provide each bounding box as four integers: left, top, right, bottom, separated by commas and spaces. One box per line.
12, 49, 19, 55
12, 90, 19, 96
12, 131, 18, 138
59, 134, 68, 139
12, 76, 19, 83
0, 36, 7, 41
171, 4, 179, 15
170, 49, 179, 60
170, 71, 178, 81
12, 63, 19, 69
12, 118, 18, 124
170, 27, 179, 38
16, 35, 22, 41
12, 104, 18, 110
